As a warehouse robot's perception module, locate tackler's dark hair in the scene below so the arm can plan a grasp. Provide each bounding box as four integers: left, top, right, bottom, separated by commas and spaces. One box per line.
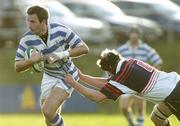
97, 49, 121, 73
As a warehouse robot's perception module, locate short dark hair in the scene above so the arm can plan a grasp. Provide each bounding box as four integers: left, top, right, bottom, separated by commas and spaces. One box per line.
129, 26, 142, 35
97, 49, 120, 73
27, 5, 48, 22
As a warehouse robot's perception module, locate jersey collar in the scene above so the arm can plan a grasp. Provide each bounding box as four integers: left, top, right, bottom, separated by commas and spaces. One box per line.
127, 40, 143, 49
116, 57, 126, 74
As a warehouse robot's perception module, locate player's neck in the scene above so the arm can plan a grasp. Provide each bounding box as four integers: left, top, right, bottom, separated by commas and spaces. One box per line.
39, 25, 48, 44
130, 40, 140, 48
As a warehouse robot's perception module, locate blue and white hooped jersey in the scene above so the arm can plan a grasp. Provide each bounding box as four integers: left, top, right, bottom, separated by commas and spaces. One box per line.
116, 41, 162, 66
15, 23, 84, 81
100, 58, 160, 101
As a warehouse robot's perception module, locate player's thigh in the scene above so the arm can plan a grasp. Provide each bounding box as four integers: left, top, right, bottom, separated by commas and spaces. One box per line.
119, 94, 134, 110
134, 96, 146, 116
42, 86, 69, 114
134, 96, 146, 111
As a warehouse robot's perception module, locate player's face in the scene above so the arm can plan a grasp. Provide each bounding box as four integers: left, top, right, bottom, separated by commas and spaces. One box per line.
107, 71, 114, 77
27, 14, 43, 35
129, 32, 139, 43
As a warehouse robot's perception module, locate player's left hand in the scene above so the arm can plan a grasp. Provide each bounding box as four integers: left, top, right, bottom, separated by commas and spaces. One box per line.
47, 51, 70, 64
46, 53, 59, 64
64, 74, 76, 85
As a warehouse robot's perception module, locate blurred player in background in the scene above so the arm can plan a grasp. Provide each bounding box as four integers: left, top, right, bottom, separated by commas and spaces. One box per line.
14, 6, 89, 126
64, 49, 179, 126
116, 27, 163, 126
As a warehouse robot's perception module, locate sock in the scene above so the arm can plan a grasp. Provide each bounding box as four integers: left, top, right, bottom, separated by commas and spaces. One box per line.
165, 120, 170, 126
136, 116, 144, 126
126, 111, 134, 126
50, 114, 64, 126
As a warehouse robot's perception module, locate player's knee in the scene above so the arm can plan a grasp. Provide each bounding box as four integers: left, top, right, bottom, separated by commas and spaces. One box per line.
121, 105, 129, 114
41, 105, 54, 120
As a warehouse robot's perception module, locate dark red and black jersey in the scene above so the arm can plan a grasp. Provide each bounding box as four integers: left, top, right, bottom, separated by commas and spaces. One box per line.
100, 58, 159, 100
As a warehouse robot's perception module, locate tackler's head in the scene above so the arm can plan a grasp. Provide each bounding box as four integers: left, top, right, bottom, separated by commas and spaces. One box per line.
97, 49, 122, 74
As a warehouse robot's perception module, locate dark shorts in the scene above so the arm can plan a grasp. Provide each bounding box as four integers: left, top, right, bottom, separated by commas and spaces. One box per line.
165, 80, 180, 121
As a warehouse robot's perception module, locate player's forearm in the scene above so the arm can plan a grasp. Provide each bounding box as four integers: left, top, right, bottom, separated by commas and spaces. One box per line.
80, 74, 107, 89
69, 44, 89, 58
72, 81, 106, 102
15, 60, 33, 73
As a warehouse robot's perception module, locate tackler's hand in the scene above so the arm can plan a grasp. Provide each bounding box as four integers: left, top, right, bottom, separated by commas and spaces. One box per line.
77, 69, 84, 80
64, 74, 76, 86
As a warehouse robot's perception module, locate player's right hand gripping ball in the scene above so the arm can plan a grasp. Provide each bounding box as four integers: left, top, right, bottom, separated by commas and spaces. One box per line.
25, 46, 44, 72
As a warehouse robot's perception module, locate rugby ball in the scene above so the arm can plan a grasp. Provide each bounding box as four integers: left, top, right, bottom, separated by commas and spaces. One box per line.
25, 46, 44, 72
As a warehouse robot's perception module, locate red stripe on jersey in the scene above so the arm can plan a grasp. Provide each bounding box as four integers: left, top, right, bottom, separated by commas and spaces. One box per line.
105, 83, 123, 96
145, 71, 159, 93
114, 61, 130, 81
115, 60, 135, 83
140, 70, 159, 95
140, 71, 156, 94
120, 62, 135, 83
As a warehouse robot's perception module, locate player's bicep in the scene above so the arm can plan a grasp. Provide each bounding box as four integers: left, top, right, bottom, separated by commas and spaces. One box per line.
94, 91, 107, 103
81, 75, 108, 89
15, 41, 28, 61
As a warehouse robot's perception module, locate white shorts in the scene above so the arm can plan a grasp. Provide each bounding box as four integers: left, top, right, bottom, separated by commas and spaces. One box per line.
40, 73, 74, 99
144, 72, 180, 103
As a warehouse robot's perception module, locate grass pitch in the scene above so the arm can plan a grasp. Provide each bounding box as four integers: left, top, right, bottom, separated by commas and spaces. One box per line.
0, 113, 179, 126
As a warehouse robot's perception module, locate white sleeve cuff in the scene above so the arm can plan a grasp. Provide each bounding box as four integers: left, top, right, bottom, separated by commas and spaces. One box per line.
53, 51, 70, 59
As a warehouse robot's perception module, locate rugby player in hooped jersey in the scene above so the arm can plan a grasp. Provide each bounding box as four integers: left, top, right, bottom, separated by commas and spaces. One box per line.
15, 6, 89, 126
64, 49, 180, 126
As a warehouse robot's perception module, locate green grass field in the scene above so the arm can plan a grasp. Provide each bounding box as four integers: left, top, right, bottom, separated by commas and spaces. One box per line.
0, 113, 179, 126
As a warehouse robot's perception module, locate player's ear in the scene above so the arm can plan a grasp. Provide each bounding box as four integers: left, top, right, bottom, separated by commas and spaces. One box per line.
41, 19, 47, 24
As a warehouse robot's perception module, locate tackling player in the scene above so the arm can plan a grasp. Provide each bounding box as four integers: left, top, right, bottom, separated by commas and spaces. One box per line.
64, 49, 180, 126
14, 6, 89, 126
117, 27, 162, 126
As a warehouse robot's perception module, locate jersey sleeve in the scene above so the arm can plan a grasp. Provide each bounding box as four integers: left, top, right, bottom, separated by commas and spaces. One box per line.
65, 27, 84, 49
147, 47, 162, 66
15, 39, 28, 61
100, 82, 124, 101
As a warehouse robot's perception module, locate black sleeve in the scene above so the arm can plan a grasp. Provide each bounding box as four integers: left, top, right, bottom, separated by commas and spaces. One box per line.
100, 83, 124, 101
